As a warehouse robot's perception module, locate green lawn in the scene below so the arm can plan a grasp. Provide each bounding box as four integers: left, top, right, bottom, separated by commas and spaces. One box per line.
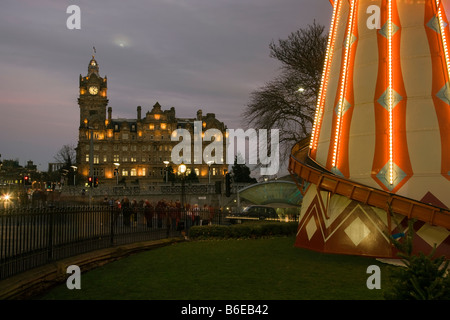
38, 236, 393, 300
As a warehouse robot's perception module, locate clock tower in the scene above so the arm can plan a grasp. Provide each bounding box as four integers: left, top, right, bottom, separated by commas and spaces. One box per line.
78, 55, 108, 129
76, 55, 109, 179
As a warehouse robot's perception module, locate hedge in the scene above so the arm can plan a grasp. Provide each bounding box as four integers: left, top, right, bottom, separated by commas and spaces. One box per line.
188, 222, 298, 240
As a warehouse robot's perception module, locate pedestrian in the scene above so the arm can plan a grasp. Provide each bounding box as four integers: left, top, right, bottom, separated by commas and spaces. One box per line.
185, 203, 192, 231
209, 205, 215, 225
131, 199, 138, 226
193, 204, 200, 226
156, 199, 166, 228
175, 200, 183, 231
122, 197, 131, 227
143, 200, 153, 228
168, 201, 177, 231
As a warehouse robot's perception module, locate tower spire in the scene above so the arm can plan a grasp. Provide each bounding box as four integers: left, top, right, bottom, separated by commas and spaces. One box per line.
88, 51, 99, 76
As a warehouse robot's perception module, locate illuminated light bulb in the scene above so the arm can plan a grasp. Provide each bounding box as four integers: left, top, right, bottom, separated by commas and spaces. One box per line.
388, 0, 394, 185
436, 1, 450, 79
310, 0, 341, 151
332, 0, 356, 168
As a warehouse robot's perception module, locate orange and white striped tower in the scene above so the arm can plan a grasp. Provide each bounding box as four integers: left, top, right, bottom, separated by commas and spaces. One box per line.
290, 0, 450, 258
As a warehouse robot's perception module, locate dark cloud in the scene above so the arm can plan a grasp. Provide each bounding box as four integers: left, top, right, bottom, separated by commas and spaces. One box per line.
0, 0, 331, 170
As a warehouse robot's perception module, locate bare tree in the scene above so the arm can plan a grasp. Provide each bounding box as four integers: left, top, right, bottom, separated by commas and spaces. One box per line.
243, 22, 328, 161
52, 144, 77, 185
54, 144, 76, 167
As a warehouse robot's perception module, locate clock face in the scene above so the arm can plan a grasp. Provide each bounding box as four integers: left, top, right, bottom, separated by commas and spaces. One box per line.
89, 86, 99, 95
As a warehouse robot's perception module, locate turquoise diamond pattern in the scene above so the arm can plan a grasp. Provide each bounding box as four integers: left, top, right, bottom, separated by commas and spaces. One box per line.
377, 87, 403, 110
345, 33, 357, 46
335, 99, 352, 116
437, 82, 450, 105
376, 161, 407, 191
379, 21, 399, 39
427, 15, 447, 33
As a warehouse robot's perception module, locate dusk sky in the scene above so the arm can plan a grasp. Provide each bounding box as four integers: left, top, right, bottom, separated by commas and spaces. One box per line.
0, 0, 332, 172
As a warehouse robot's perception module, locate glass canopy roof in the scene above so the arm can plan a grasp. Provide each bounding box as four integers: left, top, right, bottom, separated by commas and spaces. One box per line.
238, 181, 303, 208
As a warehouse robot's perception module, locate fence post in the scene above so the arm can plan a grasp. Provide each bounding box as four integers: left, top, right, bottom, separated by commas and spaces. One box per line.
110, 204, 115, 246
47, 205, 54, 261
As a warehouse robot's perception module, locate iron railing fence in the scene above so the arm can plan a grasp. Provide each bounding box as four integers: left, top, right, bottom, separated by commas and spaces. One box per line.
0, 205, 224, 280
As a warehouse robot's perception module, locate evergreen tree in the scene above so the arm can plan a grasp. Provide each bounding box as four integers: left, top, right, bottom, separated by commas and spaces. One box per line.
385, 213, 450, 300
186, 170, 199, 183
163, 165, 177, 183
231, 157, 257, 184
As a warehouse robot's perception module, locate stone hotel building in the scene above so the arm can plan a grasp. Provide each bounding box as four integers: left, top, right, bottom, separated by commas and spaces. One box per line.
75, 56, 228, 185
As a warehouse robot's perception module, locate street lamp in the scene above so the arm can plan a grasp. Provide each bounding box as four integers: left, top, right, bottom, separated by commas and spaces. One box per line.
114, 163, 120, 185
178, 163, 186, 209
163, 160, 170, 183
71, 166, 77, 186
207, 160, 213, 184
179, 163, 186, 175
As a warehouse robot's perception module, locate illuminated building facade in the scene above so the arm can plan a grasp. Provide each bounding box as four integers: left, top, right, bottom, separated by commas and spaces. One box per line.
76, 56, 228, 185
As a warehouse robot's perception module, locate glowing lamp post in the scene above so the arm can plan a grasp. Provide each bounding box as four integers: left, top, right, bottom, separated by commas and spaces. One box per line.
163, 160, 170, 183
178, 163, 186, 209
114, 163, 120, 185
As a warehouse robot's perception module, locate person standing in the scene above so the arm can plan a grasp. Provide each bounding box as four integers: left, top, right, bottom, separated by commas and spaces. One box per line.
122, 197, 131, 227
143, 200, 153, 228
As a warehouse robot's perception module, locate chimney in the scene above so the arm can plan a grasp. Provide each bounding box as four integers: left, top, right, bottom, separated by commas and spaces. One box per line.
137, 106, 142, 121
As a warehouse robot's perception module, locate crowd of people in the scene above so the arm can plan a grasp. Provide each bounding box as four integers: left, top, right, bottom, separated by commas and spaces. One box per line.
105, 196, 216, 231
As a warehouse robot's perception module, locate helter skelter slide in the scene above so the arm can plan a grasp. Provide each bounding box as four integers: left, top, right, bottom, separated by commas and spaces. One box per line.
289, 0, 450, 258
